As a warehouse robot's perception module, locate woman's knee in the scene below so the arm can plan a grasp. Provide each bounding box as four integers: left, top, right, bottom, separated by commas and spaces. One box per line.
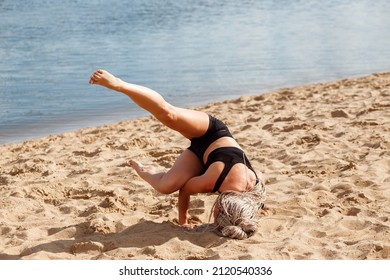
157, 179, 181, 194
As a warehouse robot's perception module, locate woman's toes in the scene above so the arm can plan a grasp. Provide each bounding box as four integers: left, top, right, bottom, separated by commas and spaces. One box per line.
129, 160, 140, 170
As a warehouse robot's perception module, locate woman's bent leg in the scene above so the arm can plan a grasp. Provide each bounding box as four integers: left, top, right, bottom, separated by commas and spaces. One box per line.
130, 149, 202, 194
89, 69, 209, 139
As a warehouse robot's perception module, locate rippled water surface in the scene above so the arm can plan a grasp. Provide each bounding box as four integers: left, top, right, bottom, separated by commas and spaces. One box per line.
1, 0, 389, 144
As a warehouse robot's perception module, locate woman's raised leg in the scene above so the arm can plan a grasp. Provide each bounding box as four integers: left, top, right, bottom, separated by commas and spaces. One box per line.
89, 69, 209, 139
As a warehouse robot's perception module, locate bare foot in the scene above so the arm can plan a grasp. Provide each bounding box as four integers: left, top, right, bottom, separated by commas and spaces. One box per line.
89, 69, 122, 90
129, 160, 156, 178
129, 160, 169, 193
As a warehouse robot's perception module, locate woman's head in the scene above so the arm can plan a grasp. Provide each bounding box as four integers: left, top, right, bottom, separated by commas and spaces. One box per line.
212, 189, 265, 239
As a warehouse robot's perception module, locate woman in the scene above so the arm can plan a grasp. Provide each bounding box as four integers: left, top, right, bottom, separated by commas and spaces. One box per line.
89, 69, 266, 239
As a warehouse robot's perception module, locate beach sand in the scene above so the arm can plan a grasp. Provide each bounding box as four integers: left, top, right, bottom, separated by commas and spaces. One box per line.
0, 73, 389, 260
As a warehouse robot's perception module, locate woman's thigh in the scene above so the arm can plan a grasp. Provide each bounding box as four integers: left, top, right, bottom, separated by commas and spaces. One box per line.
161, 105, 210, 139
159, 149, 203, 193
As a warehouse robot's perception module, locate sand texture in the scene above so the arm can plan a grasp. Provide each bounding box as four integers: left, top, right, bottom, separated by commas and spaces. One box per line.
1, 73, 389, 260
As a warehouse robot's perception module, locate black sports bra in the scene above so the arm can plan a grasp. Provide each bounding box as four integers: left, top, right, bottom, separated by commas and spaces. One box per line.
203, 147, 259, 192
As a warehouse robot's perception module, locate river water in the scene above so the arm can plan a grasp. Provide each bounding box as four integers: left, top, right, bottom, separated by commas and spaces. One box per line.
1, 0, 389, 144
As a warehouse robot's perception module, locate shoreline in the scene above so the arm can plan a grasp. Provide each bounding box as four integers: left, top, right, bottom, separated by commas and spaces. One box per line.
1, 72, 389, 260
2, 70, 385, 147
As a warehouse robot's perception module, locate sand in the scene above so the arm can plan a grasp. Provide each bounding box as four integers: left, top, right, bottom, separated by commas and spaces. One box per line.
0, 73, 389, 260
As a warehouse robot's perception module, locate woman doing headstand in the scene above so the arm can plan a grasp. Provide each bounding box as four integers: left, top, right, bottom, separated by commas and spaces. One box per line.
89, 69, 265, 239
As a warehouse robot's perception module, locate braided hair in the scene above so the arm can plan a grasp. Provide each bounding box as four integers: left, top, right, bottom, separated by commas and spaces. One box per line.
212, 184, 265, 239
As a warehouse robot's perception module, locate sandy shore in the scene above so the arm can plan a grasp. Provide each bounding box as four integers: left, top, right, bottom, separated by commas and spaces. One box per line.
1, 73, 389, 260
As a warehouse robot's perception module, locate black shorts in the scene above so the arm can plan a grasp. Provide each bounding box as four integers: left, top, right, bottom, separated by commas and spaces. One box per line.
188, 115, 233, 164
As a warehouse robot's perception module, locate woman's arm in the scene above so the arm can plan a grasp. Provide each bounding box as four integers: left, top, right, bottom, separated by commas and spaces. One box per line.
177, 174, 214, 225
178, 189, 191, 225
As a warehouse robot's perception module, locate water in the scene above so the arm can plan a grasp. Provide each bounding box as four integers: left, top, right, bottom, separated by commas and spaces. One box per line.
1, 0, 389, 145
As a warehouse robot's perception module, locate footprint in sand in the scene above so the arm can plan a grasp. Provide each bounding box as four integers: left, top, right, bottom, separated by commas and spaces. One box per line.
331, 183, 353, 198
309, 230, 327, 238
340, 218, 371, 231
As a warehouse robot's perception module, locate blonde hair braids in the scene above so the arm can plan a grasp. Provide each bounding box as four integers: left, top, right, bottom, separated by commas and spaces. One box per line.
212, 182, 266, 239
